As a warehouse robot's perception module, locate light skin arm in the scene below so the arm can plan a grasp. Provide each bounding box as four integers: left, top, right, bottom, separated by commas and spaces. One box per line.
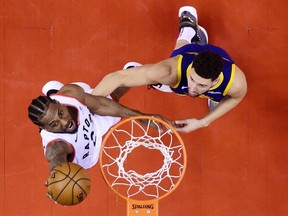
174, 65, 247, 133
45, 141, 74, 170
91, 57, 178, 97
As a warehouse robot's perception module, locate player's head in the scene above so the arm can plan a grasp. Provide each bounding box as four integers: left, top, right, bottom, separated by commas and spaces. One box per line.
28, 96, 78, 133
187, 50, 223, 97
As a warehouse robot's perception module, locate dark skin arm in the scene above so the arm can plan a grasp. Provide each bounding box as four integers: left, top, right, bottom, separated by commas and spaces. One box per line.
44, 84, 172, 203
44, 84, 172, 171
45, 140, 74, 170
44, 141, 74, 203
58, 84, 173, 126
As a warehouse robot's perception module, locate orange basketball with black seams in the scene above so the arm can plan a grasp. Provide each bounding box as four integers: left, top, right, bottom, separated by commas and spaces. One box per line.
46, 162, 91, 206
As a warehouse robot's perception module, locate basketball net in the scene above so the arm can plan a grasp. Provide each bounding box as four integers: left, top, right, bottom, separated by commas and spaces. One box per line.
100, 116, 187, 216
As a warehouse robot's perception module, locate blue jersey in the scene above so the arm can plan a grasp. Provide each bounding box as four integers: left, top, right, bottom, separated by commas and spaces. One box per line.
170, 44, 235, 103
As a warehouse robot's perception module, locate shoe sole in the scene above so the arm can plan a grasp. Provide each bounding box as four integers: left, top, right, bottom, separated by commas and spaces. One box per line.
123, 62, 142, 70
198, 25, 208, 43
42, 81, 64, 96
179, 6, 198, 20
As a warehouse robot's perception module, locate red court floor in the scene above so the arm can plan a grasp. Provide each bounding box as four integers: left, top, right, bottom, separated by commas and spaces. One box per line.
1, 0, 288, 215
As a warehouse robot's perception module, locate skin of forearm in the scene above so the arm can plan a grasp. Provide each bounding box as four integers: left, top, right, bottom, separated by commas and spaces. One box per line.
98, 102, 143, 118
92, 73, 122, 97
45, 142, 73, 170
200, 96, 242, 127
48, 154, 68, 170
87, 95, 143, 117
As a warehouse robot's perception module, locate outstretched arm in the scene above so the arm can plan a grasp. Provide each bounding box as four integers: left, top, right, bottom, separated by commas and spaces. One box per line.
92, 57, 178, 97
60, 84, 145, 117
175, 65, 247, 133
45, 141, 74, 170
59, 84, 173, 126
84, 90, 174, 127
84, 92, 145, 117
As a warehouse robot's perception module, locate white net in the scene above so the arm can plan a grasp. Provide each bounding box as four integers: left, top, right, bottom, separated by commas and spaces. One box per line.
101, 118, 186, 200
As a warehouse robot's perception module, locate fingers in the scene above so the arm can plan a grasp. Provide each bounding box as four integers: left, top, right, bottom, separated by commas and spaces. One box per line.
174, 127, 188, 133
152, 115, 174, 130
139, 115, 179, 133
162, 117, 173, 126
149, 120, 164, 132
46, 191, 58, 204
154, 117, 171, 132
45, 181, 58, 204
155, 123, 164, 133
173, 120, 190, 133
173, 121, 187, 128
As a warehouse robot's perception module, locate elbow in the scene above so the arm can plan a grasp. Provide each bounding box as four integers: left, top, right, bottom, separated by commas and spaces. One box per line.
241, 83, 248, 100
104, 73, 125, 88
242, 76, 248, 97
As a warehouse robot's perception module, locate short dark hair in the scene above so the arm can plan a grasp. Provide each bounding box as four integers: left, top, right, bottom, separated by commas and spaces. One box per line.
192, 50, 224, 81
28, 96, 53, 126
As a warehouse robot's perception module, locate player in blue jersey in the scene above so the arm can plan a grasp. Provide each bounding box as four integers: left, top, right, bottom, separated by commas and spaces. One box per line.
92, 6, 247, 133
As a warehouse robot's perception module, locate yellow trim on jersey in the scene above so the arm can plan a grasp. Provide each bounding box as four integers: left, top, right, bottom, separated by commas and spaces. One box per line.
209, 72, 224, 90
223, 64, 235, 96
186, 63, 192, 80
199, 95, 209, 99
199, 95, 219, 103
172, 55, 183, 88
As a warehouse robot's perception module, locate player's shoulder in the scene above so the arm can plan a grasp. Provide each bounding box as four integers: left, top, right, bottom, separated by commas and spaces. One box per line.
58, 84, 81, 94
149, 57, 178, 84
157, 57, 178, 74
229, 65, 247, 97
58, 84, 85, 101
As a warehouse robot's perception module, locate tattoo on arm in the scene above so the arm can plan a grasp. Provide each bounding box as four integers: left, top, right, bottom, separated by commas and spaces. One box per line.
45, 141, 73, 170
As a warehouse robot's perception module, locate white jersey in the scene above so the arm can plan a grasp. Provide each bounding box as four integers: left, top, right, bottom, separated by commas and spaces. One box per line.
40, 94, 121, 169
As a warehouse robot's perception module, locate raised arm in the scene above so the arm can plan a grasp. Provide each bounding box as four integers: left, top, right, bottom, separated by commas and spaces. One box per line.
45, 141, 74, 170
92, 57, 178, 97
175, 65, 247, 133
59, 84, 173, 126
84, 93, 145, 117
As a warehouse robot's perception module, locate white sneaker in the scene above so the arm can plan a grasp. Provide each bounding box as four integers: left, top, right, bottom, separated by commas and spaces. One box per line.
179, 6, 198, 20
148, 84, 173, 93
42, 80, 93, 96
71, 82, 92, 93
179, 6, 208, 45
123, 62, 142, 70
194, 25, 208, 45
42, 80, 64, 96
208, 99, 218, 111
179, 6, 198, 31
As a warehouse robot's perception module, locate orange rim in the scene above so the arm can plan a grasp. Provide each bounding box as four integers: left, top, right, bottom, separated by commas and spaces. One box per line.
99, 115, 187, 202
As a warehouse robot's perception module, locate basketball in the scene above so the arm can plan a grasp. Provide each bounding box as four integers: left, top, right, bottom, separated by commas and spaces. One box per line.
46, 162, 91, 206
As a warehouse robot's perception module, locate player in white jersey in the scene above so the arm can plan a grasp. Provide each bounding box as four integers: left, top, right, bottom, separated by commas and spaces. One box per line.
28, 81, 171, 170
40, 94, 121, 169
